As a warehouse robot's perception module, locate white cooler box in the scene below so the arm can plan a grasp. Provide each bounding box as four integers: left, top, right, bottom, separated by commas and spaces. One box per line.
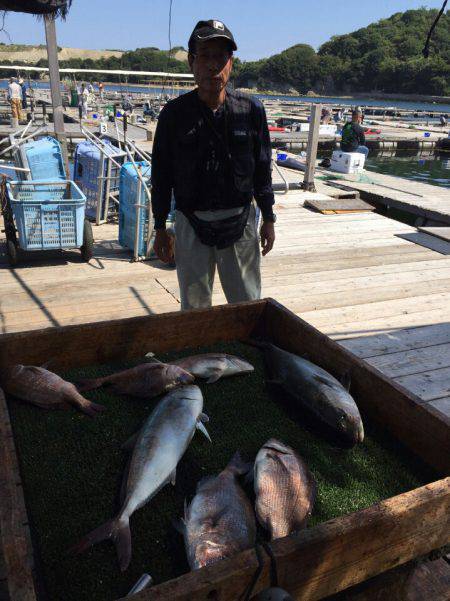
331, 150, 366, 174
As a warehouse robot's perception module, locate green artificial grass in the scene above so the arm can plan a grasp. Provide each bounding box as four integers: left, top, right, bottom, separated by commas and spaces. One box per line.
7, 342, 433, 601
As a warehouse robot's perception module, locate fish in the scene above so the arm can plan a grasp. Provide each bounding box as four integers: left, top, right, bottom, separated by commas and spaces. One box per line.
177, 452, 256, 570
76, 362, 194, 398
72, 385, 210, 571
170, 353, 254, 384
254, 439, 316, 540
254, 342, 364, 445
1, 364, 105, 417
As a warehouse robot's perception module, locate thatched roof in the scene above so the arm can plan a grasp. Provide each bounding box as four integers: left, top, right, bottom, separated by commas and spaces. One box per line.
0, 1, 72, 18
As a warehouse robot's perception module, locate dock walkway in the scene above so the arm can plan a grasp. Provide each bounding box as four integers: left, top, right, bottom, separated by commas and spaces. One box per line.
275, 158, 450, 226
1, 191, 450, 424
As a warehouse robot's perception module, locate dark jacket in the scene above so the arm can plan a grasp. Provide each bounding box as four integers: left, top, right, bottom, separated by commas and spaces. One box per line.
340, 121, 366, 152
151, 89, 274, 229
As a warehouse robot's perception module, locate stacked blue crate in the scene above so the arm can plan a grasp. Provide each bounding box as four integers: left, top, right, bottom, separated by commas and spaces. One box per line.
15, 136, 66, 181
73, 139, 126, 220
119, 161, 151, 256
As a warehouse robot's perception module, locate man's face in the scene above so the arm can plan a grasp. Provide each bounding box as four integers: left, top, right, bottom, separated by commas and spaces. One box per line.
189, 38, 233, 94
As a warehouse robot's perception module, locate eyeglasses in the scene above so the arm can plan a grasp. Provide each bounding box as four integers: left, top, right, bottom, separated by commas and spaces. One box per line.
192, 51, 232, 64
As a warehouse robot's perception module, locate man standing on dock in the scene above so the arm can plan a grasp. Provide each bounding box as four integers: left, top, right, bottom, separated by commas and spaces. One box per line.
7, 77, 23, 128
152, 20, 276, 310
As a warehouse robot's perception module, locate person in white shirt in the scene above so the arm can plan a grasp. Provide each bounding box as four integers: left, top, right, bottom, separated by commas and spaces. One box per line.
78, 83, 89, 119
7, 77, 23, 126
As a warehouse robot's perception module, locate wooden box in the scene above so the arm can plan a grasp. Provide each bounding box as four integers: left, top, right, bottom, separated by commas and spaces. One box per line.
0, 299, 448, 601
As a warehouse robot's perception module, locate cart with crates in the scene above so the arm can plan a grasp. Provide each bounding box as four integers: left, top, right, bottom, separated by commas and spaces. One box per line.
1, 132, 94, 266
3, 180, 93, 266
73, 137, 127, 225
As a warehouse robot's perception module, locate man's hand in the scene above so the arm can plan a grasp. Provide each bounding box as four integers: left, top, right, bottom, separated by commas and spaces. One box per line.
260, 221, 275, 256
153, 229, 174, 263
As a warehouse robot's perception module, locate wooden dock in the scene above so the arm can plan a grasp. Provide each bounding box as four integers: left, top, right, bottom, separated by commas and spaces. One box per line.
274, 157, 450, 226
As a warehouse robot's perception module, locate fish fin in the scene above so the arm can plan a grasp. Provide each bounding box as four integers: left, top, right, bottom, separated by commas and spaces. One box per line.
266, 452, 291, 473
24, 365, 46, 375
39, 359, 54, 370
170, 468, 176, 486
172, 517, 186, 534
313, 374, 336, 388
227, 451, 253, 476
206, 370, 222, 384
205, 506, 229, 528
144, 352, 164, 364
121, 431, 140, 452
70, 515, 132, 572
200, 412, 209, 423
196, 421, 212, 442
340, 371, 351, 392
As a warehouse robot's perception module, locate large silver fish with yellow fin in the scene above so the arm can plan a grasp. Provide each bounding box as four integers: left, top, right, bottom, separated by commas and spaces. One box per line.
72, 385, 210, 571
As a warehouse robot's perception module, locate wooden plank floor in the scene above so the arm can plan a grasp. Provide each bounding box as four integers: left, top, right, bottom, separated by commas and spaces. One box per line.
1, 191, 450, 425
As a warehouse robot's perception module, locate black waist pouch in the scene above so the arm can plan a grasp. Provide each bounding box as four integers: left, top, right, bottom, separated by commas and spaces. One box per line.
181, 204, 251, 250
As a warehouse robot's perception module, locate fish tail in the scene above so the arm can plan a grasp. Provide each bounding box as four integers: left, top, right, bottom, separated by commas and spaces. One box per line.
70, 515, 132, 571
78, 398, 106, 417
67, 391, 106, 417
227, 451, 253, 476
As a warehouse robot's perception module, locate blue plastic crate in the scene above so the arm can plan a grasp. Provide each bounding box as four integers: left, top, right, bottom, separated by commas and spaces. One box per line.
119, 162, 151, 256
16, 136, 66, 182
73, 139, 126, 220
6, 181, 86, 250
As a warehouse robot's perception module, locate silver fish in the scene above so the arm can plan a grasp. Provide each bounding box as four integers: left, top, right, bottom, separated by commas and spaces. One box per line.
254, 439, 316, 540
258, 342, 364, 445
178, 452, 256, 570
171, 353, 254, 384
2, 364, 105, 417
77, 362, 194, 398
72, 385, 210, 571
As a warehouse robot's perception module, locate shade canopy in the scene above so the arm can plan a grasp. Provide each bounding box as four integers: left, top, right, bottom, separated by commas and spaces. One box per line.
0, 1, 71, 17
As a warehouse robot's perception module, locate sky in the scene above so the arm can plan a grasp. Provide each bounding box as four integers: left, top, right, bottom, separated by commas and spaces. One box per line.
1, 0, 446, 61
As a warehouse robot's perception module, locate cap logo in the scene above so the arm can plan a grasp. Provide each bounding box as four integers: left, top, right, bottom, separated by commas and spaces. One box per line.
213, 20, 225, 30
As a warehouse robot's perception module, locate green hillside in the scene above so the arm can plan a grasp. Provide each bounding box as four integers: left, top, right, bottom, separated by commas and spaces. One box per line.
234, 8, 450, 95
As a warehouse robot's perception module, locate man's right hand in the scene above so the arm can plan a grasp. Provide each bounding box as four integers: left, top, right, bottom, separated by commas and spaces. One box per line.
153, 229, 174, 263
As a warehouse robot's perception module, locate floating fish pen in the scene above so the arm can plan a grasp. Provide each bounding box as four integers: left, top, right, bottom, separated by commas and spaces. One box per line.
0, 300, 448, 601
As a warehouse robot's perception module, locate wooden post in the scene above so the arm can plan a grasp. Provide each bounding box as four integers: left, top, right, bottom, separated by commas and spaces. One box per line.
44, 14, 70, 177
302, 103, 322, 192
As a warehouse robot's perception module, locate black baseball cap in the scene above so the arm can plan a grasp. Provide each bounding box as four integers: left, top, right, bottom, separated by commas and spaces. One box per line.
188, 20, 237, 54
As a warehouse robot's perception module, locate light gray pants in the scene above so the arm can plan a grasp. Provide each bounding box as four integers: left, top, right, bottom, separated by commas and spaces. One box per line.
174, 204, 261, 310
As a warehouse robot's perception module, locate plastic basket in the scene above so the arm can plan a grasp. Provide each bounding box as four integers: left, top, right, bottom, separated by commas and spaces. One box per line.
15, 136, 66, 182
119, 162, 151, 256
73, 139, 125, 220
6, 181, 86, 251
